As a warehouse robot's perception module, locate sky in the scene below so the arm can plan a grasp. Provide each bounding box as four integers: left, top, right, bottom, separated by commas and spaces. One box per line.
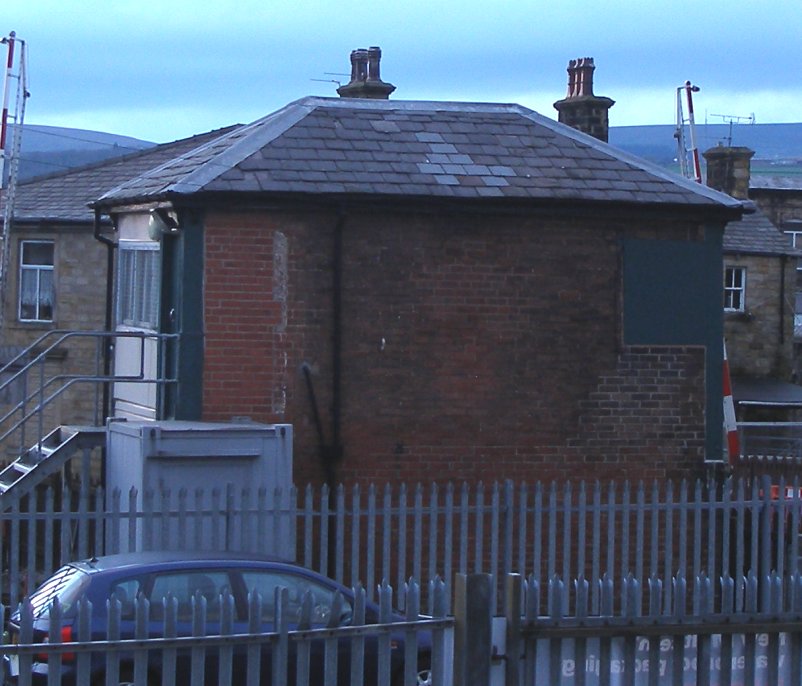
3, 0, 802, 144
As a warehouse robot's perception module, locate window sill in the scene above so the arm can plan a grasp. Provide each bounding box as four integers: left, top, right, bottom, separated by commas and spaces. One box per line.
724, 310, 753, 322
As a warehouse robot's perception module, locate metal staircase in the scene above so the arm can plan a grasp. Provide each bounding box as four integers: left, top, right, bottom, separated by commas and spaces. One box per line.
0, 425, 105, 508
0, 329, 176, 508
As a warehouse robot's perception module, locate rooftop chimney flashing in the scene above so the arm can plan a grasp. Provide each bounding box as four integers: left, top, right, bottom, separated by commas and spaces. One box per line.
337, 46, 396, 99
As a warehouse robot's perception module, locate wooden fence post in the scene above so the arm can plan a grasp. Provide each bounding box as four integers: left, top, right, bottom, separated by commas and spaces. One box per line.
454, 573, 492, 686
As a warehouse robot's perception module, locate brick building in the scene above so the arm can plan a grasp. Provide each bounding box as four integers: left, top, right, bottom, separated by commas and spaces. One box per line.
91, 52, 743, 486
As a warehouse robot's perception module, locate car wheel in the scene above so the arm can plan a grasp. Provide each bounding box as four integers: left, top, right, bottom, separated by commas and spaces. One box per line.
392, 657, 432, 686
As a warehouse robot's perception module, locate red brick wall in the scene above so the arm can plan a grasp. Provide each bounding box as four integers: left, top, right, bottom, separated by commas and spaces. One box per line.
202, 208, 710, 487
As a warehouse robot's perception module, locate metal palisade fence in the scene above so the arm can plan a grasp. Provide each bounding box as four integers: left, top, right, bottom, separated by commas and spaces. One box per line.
1, 577, 452, 686
2, 475, 801, 614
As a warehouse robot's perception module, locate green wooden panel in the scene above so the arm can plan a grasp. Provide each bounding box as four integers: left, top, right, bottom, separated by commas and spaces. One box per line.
623, 231, 724, 461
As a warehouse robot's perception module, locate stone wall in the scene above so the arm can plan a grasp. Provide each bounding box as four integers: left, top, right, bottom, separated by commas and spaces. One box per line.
724, 253, 796, 379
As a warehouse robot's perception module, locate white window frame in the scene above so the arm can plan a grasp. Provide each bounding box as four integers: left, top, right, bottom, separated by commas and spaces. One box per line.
18, 240, 55, 323
116, 242, 160, 331
724, 266, 746, 312
784, 230, 802, 273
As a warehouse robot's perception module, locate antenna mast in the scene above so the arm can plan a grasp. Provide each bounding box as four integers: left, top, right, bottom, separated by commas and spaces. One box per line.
709, 112, 756, 146
0, 31, 29, 333
674, 81, 702, 183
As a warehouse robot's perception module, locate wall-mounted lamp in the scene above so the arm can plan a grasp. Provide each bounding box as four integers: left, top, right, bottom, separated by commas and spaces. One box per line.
147, 208, 180, 240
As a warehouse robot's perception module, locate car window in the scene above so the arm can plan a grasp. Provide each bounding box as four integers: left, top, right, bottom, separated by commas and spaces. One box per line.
25, 565, 90, 619
108, 578, 141, 619
241, 571, 350, 625
149, 571, 230, 622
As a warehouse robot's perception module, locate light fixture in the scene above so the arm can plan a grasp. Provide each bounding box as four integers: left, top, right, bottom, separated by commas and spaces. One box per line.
147, 208, 180, 240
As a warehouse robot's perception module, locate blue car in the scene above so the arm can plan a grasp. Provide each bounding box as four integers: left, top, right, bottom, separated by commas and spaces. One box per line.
3, 551, 432, 686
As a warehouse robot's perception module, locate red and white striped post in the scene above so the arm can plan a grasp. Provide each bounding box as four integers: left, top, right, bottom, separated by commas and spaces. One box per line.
684, 80, 702, 184
723, 339, 739, 465
0, 31, 16, 183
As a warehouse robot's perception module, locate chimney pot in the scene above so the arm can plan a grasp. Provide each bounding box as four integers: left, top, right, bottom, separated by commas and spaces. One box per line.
337, 46, 396, 99
554, 56, 614, 142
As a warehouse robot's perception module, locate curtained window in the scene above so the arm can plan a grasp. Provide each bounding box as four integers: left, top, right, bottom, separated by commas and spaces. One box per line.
19, 240, 54, 322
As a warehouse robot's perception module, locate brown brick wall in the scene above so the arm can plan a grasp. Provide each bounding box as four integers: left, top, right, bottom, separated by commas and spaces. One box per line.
202, 208, 710, 486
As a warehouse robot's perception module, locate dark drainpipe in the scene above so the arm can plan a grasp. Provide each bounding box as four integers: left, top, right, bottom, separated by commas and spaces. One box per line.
93, 208, 115, 422
302, 211, 345, 487
329, 211, 344, 476
780, 255, 787, 346
93, 207, 116, 490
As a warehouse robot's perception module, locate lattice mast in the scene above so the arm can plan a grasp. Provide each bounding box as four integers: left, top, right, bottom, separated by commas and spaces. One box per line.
0, 32, 29, 333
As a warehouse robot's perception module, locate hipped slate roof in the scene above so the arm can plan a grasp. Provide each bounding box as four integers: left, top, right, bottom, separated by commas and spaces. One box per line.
95, 97, 743, 214
723, 206, 801, 257
4, 126, 238, 224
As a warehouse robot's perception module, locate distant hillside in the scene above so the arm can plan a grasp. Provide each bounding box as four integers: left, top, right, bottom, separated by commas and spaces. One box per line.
13, 125, 155, 181
609, 123, 802, 178
9, 121, 802, 183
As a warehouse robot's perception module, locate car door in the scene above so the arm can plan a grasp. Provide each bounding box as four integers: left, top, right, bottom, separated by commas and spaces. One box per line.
146, 569, 234, 685
239, 570, 354, 685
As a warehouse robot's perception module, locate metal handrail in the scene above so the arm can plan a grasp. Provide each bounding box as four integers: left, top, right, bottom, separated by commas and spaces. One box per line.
0, 329, 179, 459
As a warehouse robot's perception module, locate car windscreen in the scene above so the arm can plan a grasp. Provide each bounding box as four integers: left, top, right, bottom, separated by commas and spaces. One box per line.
21, 565, 90, 619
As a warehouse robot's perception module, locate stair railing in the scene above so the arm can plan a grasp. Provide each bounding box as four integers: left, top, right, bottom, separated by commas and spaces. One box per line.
0, 330, 178, 459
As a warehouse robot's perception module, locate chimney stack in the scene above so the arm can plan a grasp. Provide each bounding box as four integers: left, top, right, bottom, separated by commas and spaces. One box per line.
337, 46, 396, 99
702, 145, 754, 200
553, 57, 615, 143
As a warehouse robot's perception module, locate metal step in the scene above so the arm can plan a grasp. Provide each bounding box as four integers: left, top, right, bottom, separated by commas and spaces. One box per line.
0, 426, 102, 509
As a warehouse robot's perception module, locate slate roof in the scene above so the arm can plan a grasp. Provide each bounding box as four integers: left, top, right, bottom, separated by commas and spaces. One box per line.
750, 175, 802, 191
95, 97, 743, 214
3, 126, 239, 224
723, 206, 801, 257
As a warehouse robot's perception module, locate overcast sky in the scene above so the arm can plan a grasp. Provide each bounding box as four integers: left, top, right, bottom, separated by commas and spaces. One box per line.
4, 0, 801, 143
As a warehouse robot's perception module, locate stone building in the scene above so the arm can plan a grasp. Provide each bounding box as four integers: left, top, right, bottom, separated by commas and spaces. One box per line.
703, 145, 802, 421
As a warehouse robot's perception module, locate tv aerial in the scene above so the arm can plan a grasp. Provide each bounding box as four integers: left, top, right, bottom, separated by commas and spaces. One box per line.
709, 112, 756, 146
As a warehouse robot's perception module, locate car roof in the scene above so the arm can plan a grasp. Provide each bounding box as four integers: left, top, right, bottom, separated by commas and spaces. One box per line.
72, 550, 297, 575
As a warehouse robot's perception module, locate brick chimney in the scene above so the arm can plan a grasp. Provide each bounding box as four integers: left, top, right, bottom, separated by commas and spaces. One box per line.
702, 145, 754, 200
337, 46, 396, 99
553, 57, 615, 142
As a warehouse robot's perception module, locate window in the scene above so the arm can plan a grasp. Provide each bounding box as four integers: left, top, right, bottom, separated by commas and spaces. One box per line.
784, 230, 802, 250
241, 571, 351, 625
149, 571, 230, 621
724, 266, 746, 312
117, 243, 160, 330
19, 240, 54, 322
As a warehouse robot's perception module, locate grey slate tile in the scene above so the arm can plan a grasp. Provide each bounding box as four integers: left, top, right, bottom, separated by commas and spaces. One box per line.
86, 97, 741, 218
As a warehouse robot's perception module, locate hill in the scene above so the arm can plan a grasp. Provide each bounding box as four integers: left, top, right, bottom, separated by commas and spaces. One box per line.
9, 122, 802, 183
609, 123, 802, 178
13, 125, 154, 181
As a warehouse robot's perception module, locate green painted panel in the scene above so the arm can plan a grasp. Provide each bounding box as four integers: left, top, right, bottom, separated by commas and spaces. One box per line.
160, 213, 204, 420
623, 231, 724, 461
